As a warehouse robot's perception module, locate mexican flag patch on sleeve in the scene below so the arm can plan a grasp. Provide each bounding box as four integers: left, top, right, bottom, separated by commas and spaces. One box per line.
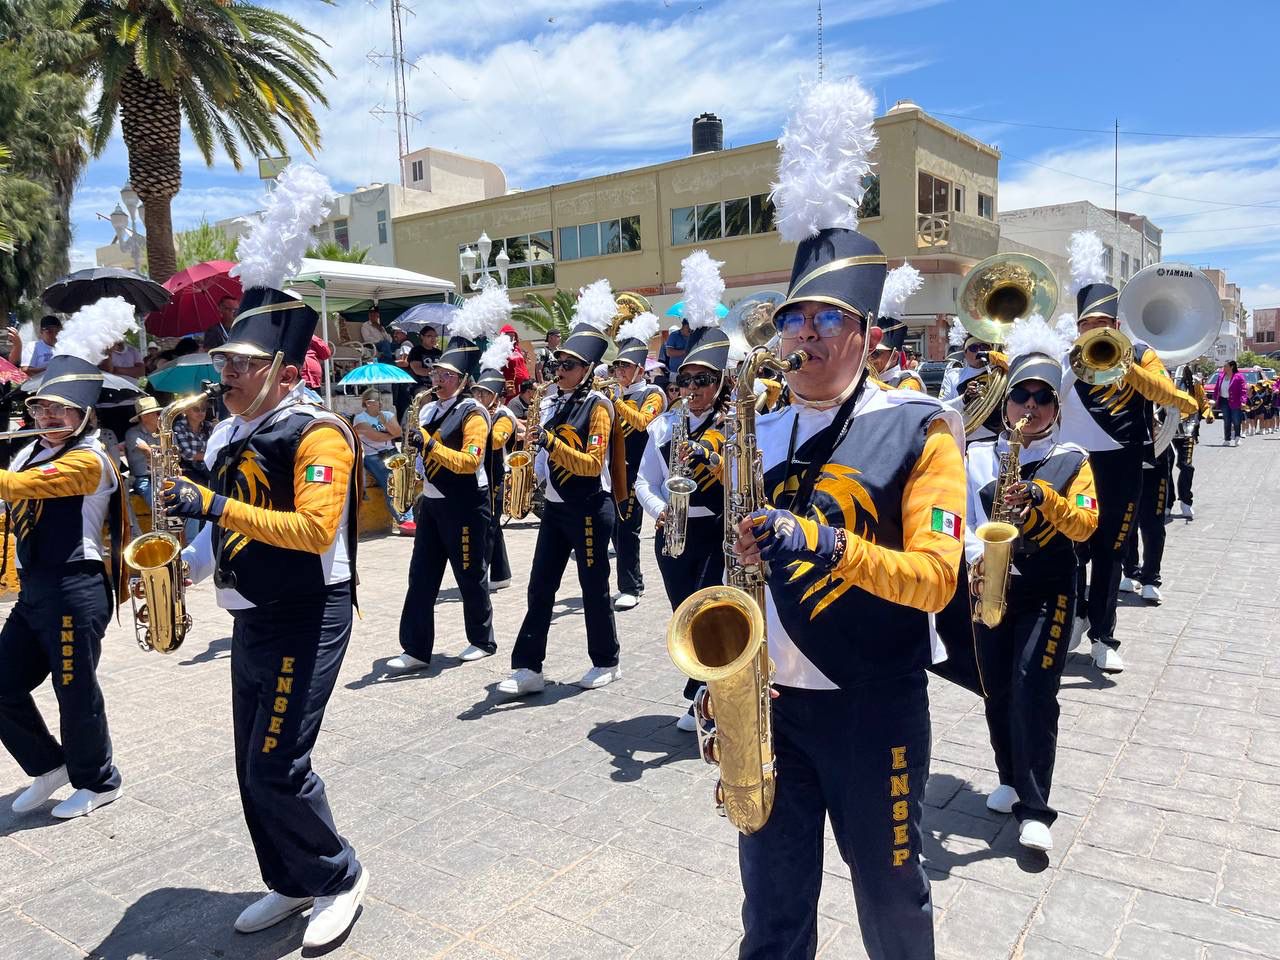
1076, 493, 1098, 509
38, 464, 59, 476
589, 434, 604, 447
466, 443, 481, 456
930, 507, 962, 539
305, 465, 334, 483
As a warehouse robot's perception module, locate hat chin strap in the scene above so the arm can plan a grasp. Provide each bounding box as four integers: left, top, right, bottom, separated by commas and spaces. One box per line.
240, 353, 283, 419
791, 338, 869, 411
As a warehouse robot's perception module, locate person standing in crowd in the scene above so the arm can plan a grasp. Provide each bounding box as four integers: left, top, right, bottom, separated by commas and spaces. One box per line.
25, 316, 61, 375
102, 339, 145, 378
964, 316, 1097, 854
352, 388, 414, 534
472, 338, 520, 591
727, 78, 964, 960
658, 319, 691, 369
535, 328, 561, 383
1217, 360, 1246, 446
202, 296, 236, 351
386, 287, 508, 674
508, 379, 536, 423
0, 299, 134, 822
302, 335, 332, 390
1058, 231, 1196, 674
501, 280, 621, 697
608, 309, 666, 612
171, 174, 367, 946
360, 306, 391, 360
495, 324, 529, 400
869, 264, 926, 391
123, 396, 162, 535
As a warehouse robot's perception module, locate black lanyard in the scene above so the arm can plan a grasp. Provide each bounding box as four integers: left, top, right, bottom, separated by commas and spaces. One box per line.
777, 377, 865, 515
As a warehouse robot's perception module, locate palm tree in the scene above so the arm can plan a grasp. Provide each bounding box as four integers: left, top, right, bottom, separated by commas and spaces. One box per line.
305, 240, 369, 263
511, 290, 576, 337
0, 145, 16, 253
175, 217, 239, 269
72, 0, 331, 283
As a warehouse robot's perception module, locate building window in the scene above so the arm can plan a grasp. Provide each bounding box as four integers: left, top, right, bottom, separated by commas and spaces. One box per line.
334, 219, 349, 251
724, 197, 751, 237
858, 175, 881, 219
558, 225, 579, 261
751, 194, 776, 232
558, 218, 641, 260
918, 172, 951, 216
696, 202, 723, 241
978, 193, 994, 220
376, 209, 388, 245
459, 233, 556, 292
621, 215, 641, 252
672, 206, 696, 245
578, 222, 600, 258
600, 219, 622, 255
411, 159, 423, 182
1121, 252, 1129, 278
953, 185, 965, 213
1102, 245, 1114, 279
672, 195, 777, 245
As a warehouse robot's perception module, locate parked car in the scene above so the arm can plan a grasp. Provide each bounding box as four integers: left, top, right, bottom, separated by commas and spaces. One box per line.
1207, 366, 1267, 403
917, 359, 960, 397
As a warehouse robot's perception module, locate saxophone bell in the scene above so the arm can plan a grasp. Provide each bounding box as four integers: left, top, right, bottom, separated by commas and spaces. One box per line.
972, 414, 1032, 628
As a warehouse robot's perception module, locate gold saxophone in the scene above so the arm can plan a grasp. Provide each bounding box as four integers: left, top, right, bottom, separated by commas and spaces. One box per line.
122, 386, 221, 654
667, 345, 806, 835
661, 398, 696, 558
504, 382, 549, 520
386, 390, 430, 516
973, 414, 1031, 628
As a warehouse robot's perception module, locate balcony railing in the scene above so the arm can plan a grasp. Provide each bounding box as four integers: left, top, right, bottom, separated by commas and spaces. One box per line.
916, 212, 950, 248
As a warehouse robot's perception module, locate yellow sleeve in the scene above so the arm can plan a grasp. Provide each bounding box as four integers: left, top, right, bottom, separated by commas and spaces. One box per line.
218, 424, 353, 554
828, 419, 964, 612
615, 391, 665, 432
490, 417, 513, 450
1032, 458, 1099, 543
426, 411, 487, 474
901, 374, 925, 393
1194, 384, 1213, 419
1125, 350, 1197, 415
548, 402, 611, 477
0, 449, 102, 501
762, 379, 783, 409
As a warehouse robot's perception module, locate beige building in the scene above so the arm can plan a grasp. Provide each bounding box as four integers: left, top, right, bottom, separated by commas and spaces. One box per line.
1201, 268, 1247, 360
393, 101, 1001, 359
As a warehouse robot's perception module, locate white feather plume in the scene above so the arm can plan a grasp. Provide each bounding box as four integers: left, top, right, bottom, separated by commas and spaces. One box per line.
1067, 230, 1107, 296
1005, 313, 1069, 363
231, 164, 335, 290
1054, 311, 1079, 344
479, 332, 519, 372
771, 77, 878, 243
617, 310, 660, 345
573, 279, 617, 332
54, 297, 137, 363
451, 282, 513, 341
677, 250, 725, 330
879, 263, 923, 318
947, 318, 968, 348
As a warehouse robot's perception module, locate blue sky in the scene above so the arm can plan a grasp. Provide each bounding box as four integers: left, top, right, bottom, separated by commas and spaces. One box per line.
72, 0, 1280, 312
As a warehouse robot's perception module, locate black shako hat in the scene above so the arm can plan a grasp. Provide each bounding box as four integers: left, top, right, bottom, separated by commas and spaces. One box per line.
35, 355, 103, 410
615, 335, 650, 367
679, 327, 730, 373
777, 228, 888, 322
437, 335, 482, 379
1008, 352, 1065, 394
559, 322, 611, 367
474, 365, 506, 395
874, 315, 909, 352
1076, 282, 1119, 322
213, 286, 318, 366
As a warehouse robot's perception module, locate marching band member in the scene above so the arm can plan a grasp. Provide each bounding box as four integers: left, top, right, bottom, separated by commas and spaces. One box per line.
387, 285, 510, 672
940, 319, 1002, 442
1058, 231, 1197, 673
170, 166, 367, 949
501, 280, 621, 696
964, 316, 1098, 853
608, 308, 666, 612
869, 263, 925, 391
1121, 439, 1174, 604
0, 298, 133, 820
731, 78, 965, 960
1171, 365, 1212, 520
472, 337, 520, 590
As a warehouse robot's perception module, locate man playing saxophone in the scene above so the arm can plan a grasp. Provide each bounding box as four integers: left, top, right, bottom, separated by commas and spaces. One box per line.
726, 78, 965, 960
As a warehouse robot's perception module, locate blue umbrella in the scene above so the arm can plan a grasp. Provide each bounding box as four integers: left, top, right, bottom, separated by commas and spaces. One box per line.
338, 362, 417, 386
147, 353, 219, 394
665, 300, 729, 319
393, 302, 459, 334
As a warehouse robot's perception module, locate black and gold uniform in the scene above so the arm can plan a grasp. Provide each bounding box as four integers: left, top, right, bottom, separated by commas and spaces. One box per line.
0, 353, 125, 817
1171, 370, 1212, 513
475, 364, 517, 587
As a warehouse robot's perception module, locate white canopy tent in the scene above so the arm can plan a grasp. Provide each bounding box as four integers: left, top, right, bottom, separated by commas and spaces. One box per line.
285, 258, 456, 405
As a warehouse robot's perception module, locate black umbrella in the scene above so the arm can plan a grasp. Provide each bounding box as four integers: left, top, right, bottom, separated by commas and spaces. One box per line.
42, 267, 171, 314
20, 370, 146, 406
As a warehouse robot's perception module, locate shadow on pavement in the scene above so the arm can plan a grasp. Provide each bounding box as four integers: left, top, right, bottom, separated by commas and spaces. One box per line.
179, 635, 232, 666
1059, 651, 1118, 691
920, 773, 1050, 876
456, 681, 588, 721
345, 653, 467, 691
587, 715, 697, 782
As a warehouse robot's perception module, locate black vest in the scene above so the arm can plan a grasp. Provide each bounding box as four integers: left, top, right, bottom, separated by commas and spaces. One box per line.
483, 405, 515, 511
544, 390, 609, 502
658, 410, 725, 515
1073, 342, 1154, 449
763, 397, 945, 688
212, 408, 358, 605
619, 386, 665, 482
422, 396, 488, 502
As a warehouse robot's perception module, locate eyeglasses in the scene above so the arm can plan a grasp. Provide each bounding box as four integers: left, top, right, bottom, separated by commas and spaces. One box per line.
553, 358, 586, 372
967, 342, 992, 354
210, 354, 267, 375
677, 372, 719, 389
1009, 385, 1056, 406
773, 306, 859, 339
25, 399, 71, 417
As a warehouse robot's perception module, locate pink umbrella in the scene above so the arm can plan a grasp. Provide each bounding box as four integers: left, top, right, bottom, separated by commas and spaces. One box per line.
144, 260, 241, 338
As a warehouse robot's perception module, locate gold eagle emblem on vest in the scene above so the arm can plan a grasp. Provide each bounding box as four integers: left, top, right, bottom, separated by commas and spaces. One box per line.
220, 449, 272, 560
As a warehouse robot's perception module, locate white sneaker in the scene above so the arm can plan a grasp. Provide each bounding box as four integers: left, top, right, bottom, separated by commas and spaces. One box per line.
1091, 641, 1124, 673
576, 665, 621, 689
234, 891, 314, 933
458, 645, 494, 662
986, 784, 1019, 814
612, 593, 640, 611
1140, 583, 1162, 604
302, 866, 369, 949
1179, 502, 1194, 520
497, 669, 545, 696
489, 578, 512, 592
676, 711, 697, 733
385, 653, 429, 674
50, 785, 122, 820
11, 765, 69, 814
1019, 820, 1053, 852
1118, 576, 1138, 593
1069, 615, 1089, 652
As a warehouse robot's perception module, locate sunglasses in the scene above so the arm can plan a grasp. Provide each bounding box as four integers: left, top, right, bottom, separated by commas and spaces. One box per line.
1009, 385, 1057, 406
609, 360, 636, 371
773, 306, 859, 339
210, 354, 267, 375
553, 358, 587, 372
25, 399, 72, 417
966, 342, 992, 354
677, 372, 719, 389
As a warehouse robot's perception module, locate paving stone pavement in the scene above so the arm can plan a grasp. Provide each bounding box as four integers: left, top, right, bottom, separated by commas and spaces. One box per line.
2, 434, 1279, 959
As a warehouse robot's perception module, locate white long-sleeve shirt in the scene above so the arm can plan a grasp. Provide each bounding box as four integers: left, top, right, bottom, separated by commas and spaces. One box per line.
634, 407, 720, 521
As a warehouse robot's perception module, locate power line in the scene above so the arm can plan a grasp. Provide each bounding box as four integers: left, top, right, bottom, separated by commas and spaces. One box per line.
930, 111, 1280, 142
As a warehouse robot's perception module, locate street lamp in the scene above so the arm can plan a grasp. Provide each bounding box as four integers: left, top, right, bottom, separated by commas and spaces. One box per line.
458, 230, 510, 289
98, 182, 146, 275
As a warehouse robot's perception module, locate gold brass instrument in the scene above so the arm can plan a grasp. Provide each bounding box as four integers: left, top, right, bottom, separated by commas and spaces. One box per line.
122, 385, 221, 654
956, 254, 1059, 436
504, 382, 549, 519
0, 426, 79, 440
661, 398, 696, 558
1069, 327, 1133, 387
973, 414, 1031, 629
613, 292, 652, 330
667, 344, 807, 835
387, 390, 430, 516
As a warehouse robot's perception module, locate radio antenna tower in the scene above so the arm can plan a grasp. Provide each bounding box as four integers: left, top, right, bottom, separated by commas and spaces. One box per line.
368, 0, 419, 183
817, 1, 824, 79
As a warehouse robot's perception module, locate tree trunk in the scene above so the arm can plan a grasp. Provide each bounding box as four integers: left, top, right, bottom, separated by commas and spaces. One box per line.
119, 66, 182, 283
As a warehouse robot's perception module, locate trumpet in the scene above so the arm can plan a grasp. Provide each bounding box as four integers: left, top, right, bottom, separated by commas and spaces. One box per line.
1069, 327, 1133, 386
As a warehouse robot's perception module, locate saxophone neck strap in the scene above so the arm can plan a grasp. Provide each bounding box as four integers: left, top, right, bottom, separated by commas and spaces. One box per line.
778, 376, 865, 515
